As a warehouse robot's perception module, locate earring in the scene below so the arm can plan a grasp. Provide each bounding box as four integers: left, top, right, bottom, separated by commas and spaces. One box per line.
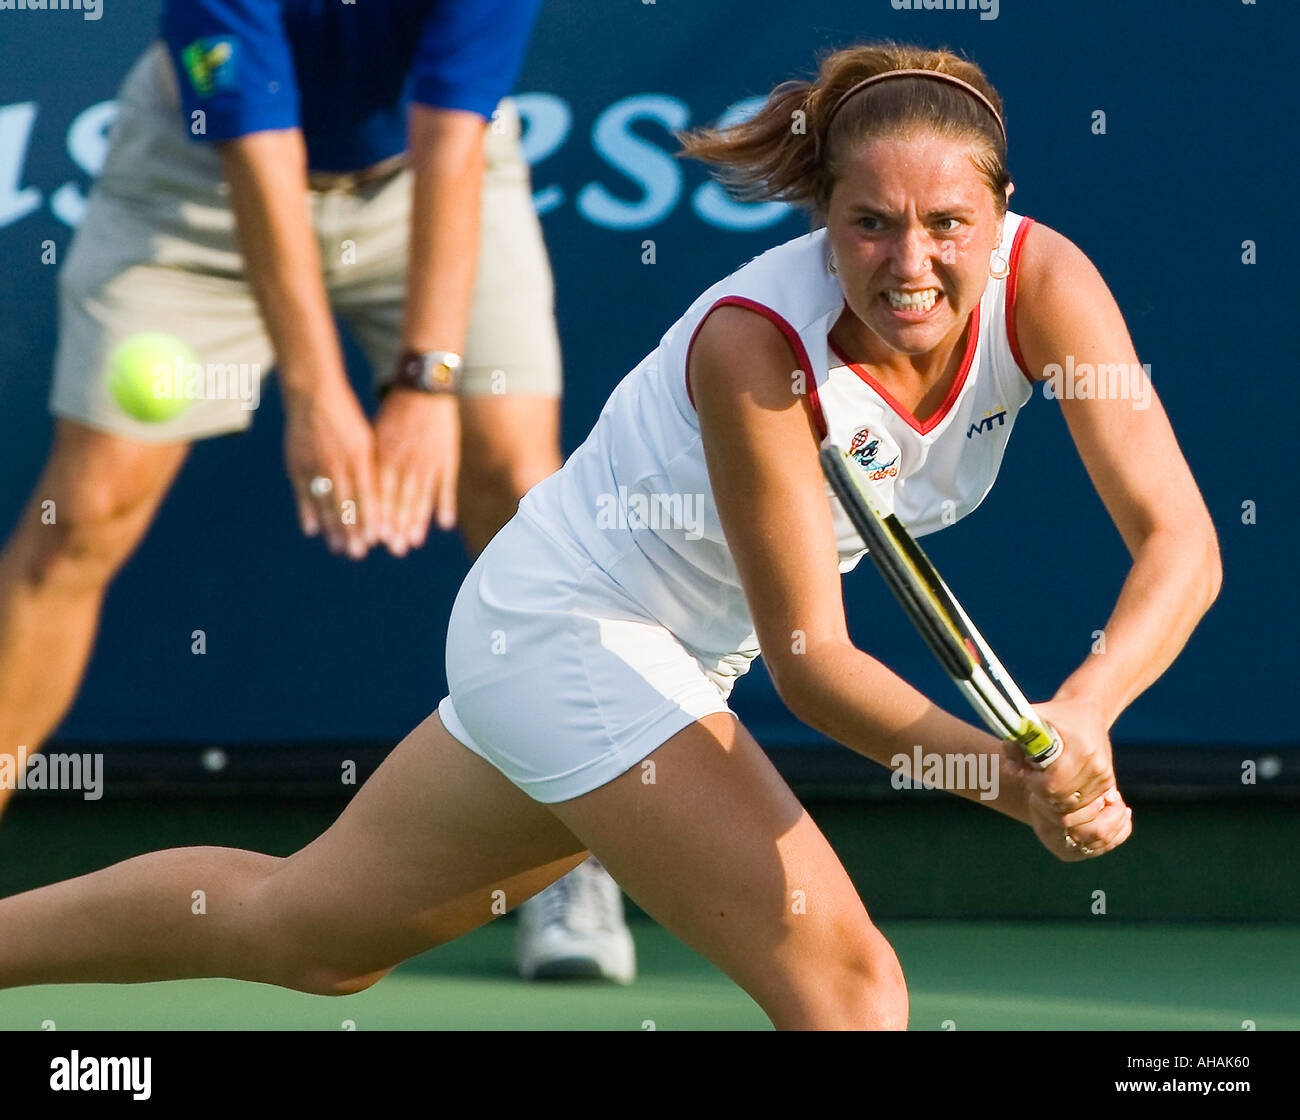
989, 243, 1009, 280
828, 253, 838, 275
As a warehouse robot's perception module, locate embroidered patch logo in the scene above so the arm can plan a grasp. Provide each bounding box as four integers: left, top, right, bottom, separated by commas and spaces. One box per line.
848, 426, 899, 481
181, 37, 239, 98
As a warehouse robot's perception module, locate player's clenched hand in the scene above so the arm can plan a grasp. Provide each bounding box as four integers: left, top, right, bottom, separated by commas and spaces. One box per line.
372, 389, 459, 556
1007, 696, 1132, 860
1026, 784, 1133, 861
1011, 696, 1117, 816
284, 383, 378, 558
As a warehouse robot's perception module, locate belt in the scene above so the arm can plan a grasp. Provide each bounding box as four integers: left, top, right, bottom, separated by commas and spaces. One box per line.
306, 153, 408, 192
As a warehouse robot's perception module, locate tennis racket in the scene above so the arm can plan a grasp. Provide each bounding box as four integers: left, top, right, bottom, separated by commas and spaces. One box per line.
820, 442, 1063, 769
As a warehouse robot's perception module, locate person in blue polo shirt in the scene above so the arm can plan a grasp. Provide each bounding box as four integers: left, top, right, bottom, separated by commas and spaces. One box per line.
0, 0, 635, 985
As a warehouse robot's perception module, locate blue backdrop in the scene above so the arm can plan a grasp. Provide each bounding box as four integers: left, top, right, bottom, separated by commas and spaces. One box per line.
0, 0, 1291, 751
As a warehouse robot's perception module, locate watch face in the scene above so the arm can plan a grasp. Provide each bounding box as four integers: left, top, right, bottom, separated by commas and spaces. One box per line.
396, 351, 460, 393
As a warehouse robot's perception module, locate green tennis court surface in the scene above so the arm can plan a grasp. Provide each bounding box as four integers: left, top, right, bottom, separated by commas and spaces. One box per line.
3, 920, 1296, 1031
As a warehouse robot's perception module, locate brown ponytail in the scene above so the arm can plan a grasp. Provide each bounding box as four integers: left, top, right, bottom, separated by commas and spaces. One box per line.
678, 42, 1010, 223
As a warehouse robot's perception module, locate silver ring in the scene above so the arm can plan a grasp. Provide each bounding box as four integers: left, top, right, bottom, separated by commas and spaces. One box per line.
309, 476, 333, 498
1064, 832, 1079, 850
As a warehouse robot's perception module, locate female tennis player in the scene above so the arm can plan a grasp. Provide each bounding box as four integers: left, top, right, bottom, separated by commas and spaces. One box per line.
0, 44, 1219, 1029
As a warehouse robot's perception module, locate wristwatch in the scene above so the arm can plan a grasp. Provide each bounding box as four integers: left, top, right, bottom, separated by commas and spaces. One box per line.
390, 349, 463, 395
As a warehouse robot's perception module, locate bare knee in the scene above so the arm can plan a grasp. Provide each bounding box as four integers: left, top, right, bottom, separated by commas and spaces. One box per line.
838, 937, 910, 1030
244, 865, 421, 998
22, 494, 139, 590
772, 925, 910, 1030
8, 426, 186, 591
291, 965, 396, 997
457, 453, 558, 551
273, 944, 412, 998
466, 451, 555, 506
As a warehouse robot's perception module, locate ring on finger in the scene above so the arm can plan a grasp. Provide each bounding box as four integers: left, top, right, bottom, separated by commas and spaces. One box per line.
1064, 831, 1079, 849
310, 475, 334, 498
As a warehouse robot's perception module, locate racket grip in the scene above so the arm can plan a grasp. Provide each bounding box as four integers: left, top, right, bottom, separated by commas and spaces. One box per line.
1014, 720, 1063, 769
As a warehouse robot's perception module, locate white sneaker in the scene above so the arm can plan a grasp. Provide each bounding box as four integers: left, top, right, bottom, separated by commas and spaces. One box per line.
516, 857, 637, 983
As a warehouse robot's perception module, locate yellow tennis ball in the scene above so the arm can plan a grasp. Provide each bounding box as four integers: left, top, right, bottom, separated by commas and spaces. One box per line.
108, 333, 198, 422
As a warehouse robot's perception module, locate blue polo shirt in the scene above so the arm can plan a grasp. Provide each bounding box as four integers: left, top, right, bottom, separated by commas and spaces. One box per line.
162, 0, 542, 172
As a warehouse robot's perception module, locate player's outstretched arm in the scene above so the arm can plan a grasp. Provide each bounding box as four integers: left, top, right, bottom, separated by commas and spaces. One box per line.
1014, 224, 1222, 802
690, 304, 1118, 848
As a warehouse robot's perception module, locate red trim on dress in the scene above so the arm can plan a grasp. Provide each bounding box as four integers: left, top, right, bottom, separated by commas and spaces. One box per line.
1004, 217, 1037, 384
684, 295, 828, 440
826, 303, 981, 436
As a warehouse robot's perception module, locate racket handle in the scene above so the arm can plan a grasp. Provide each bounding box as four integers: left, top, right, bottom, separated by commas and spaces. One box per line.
1013, 719, 1063, 769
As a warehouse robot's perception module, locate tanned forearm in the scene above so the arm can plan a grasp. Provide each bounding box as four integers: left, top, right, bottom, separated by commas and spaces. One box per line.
218, 128, 347, 405
783, 639, 1035, 826
402, 104, 487, 354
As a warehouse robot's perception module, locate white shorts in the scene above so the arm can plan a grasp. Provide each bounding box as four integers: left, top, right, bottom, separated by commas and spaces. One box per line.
439, 509, 736, 803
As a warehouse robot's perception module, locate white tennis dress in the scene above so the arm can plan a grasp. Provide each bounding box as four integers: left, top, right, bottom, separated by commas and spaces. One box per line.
438, 212, 1039, 802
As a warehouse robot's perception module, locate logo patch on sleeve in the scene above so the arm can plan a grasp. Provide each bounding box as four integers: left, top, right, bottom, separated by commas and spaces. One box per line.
180, 37, 239, 98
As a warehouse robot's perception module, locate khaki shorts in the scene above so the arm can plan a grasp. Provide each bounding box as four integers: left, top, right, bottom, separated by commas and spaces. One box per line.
50, 43, 562, 444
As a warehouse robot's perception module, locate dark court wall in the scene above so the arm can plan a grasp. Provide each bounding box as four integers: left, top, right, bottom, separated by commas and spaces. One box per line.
0, 1, 1290, 753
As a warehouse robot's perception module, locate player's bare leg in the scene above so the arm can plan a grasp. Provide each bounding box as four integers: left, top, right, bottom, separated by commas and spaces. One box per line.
456, 393, 636, 980
0, 709, 904, 1028
0, 420, 189, 815
0, 708, 586, 994
547, 713, 909, 1028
